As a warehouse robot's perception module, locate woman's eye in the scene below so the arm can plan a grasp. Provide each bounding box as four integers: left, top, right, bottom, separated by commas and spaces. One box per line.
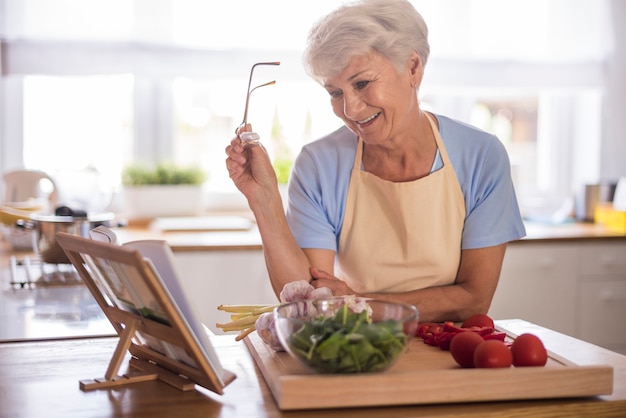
355, 80, 370, 90
328, 90, 343, 99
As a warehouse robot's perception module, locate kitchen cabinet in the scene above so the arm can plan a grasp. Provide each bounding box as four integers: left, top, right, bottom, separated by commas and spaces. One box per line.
489, 243, 578, 336
489, 239, 626, 355
172, 250, 278, 334
577, 242, 626, 354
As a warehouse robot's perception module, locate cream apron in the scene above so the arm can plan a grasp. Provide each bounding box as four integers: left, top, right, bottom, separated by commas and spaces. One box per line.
337, 114, 466, 293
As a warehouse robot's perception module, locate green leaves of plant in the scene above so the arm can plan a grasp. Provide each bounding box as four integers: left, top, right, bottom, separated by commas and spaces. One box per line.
122, 163, 205, 186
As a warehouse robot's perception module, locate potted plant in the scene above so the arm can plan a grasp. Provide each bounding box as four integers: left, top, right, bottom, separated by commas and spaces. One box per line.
121, 163, 206, 219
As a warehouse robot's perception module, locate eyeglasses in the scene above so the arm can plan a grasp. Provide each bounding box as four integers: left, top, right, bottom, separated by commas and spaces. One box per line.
236, 61, 280, 144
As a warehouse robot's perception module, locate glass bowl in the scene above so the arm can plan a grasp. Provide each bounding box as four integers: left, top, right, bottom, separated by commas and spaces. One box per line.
274, 296, 419, 374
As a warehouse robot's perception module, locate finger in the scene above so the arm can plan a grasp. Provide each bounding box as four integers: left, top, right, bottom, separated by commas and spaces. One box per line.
310, 266, 334, 280
225, 142, 236, 158
225, 160, 238, 179
310, 278, 329, 290
226, 144, 248, 166
225, 153, 246, 174
228, 137, 245, 153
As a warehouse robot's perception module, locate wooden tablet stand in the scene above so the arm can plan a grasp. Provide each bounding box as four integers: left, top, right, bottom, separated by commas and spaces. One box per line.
56, 232, 235, 394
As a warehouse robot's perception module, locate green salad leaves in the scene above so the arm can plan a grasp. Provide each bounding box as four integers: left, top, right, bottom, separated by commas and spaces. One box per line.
287, 304, 409, 373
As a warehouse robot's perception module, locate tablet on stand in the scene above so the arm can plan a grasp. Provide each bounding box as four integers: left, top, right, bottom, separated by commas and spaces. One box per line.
56, 229, 236, 394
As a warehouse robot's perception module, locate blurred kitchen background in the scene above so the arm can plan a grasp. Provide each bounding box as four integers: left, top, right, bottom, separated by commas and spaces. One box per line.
0, 0, 625, 220
1, 0, 625, 351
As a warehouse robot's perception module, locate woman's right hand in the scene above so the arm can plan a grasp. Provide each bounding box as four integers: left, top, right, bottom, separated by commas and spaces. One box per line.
225, 125, 279, 204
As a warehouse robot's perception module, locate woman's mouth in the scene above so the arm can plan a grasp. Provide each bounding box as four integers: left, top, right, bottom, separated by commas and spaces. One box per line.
357, 112, 380, 126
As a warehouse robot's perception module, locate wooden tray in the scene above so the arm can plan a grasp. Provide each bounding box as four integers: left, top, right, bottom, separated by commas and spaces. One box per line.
244, 327, 614, 410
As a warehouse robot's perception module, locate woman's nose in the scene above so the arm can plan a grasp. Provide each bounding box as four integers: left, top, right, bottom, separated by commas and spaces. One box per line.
343, 93, 365, 120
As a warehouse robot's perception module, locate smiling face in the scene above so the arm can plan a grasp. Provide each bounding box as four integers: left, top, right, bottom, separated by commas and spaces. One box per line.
322, 50, 423, 146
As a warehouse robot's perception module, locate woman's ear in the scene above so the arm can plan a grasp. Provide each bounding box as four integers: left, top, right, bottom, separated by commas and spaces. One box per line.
408, 51, 423, 88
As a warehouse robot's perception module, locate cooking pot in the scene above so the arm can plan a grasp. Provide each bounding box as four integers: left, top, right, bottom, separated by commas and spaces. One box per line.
0, 202, 45, 250
17, 209, 121, 264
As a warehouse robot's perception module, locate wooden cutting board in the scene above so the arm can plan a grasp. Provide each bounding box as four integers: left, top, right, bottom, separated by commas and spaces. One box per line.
243, 326, 614, 410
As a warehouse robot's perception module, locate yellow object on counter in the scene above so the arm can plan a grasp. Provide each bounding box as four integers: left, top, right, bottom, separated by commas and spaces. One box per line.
0, 206, 33, 225
0, 205, 40, 250
0, 199, 45, 224
594, 203, 626, 232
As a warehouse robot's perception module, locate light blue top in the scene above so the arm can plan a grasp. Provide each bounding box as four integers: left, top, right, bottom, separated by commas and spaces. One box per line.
285, 113, 526, 254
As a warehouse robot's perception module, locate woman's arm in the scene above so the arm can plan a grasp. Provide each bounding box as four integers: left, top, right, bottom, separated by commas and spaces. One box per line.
311, 244, 507, 322
225, 135, 321, 296
250, 189, 323, 296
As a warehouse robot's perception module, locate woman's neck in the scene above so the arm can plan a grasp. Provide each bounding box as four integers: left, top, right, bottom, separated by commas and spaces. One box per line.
361, 111, 438, 182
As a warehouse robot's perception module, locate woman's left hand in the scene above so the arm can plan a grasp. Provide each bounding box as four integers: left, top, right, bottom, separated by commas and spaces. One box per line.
309, 266, 357, 296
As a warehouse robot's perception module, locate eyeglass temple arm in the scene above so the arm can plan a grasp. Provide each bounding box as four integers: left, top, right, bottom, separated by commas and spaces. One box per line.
241, 61, 281, 127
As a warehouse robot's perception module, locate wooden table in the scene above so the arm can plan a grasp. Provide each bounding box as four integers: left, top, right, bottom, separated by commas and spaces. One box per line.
1, 320, 626, 417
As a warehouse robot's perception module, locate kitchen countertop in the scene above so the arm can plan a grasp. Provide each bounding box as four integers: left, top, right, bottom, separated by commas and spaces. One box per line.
114, 224, 265, 251
114, 219, 626, 252
518, 221, 626, 243
1, 219, 624, 257
0, 319, 625, 417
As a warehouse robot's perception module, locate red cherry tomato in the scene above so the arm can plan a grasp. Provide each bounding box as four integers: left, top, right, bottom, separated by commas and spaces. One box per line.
450, 331, 484, 368
511, 333, 548, 367
462, 314, 495, 329
473, 340, 512, 368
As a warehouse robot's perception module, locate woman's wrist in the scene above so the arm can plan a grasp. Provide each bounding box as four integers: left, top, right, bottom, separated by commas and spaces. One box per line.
249, 186, 284, 222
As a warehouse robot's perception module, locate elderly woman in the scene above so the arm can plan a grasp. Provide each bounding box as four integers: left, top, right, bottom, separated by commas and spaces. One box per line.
225, 0, 526, 322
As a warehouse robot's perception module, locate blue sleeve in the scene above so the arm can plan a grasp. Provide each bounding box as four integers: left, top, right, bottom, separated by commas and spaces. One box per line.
285, 127, 355, 252
460, 136, 526, 249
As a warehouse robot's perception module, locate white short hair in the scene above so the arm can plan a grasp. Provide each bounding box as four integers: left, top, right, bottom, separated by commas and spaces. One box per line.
303, 0, 430, 83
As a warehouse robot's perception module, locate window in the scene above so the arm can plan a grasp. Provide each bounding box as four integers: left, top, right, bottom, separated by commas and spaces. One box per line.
22, 75, 134, 186
0, 0, 618, 217
470, 97, 539, 193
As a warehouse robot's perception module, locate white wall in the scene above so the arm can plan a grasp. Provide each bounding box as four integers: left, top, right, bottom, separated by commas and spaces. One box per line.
601, 0, 626, 181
